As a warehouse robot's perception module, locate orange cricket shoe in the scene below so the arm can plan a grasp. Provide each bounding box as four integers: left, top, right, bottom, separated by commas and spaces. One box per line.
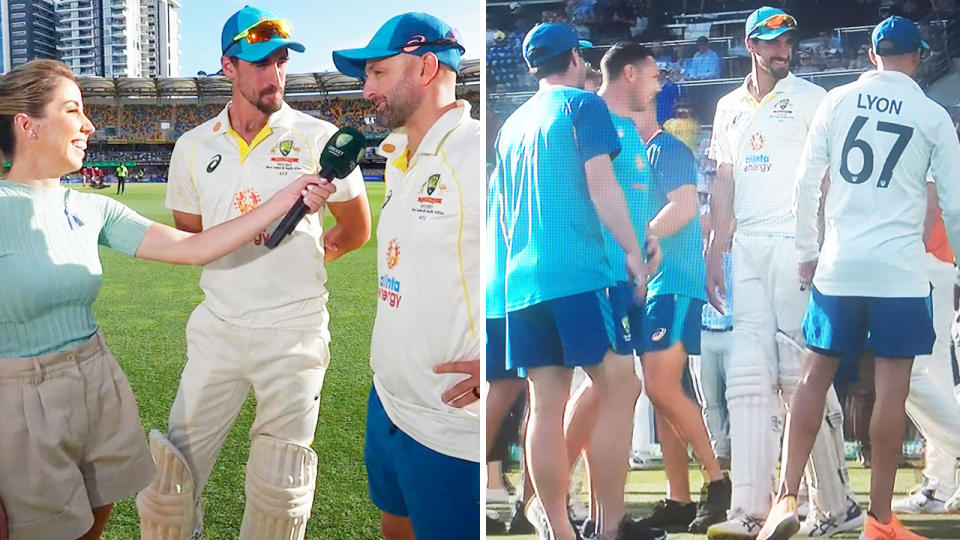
859, 512, 928, 540
756, 495, 800, 540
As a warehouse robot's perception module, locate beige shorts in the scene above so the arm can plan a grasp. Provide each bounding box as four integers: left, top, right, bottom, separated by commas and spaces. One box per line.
0, 331, 154, 540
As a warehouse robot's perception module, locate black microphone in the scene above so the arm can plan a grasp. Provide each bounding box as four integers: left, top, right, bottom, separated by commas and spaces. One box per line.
265, 126, 367, 249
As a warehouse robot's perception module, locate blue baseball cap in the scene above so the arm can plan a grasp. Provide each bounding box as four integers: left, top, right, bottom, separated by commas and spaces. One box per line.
523, 23, 580, 69
221, 5, 305, 62
872, 16, 930, 56
332, 12, 464, 79
745, 7, 797, 41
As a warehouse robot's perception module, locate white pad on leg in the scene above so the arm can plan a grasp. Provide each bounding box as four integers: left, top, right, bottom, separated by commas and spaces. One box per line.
239, 435, 318, 540
137, 429, 196, 540
727, 360, 779, 517
774, 331, 854, 517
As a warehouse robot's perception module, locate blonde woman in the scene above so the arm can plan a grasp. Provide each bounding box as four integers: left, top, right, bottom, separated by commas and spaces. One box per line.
0, 59, 332, 540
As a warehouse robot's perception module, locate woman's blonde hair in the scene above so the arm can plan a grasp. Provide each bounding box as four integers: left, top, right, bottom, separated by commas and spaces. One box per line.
0, 59, 77, 162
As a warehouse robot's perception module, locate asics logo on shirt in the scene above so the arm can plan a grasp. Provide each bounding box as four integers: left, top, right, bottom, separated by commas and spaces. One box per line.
207, 154, 222, 173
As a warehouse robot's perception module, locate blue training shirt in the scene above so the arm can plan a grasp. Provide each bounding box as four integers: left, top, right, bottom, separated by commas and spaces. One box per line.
603, 113, 652, 283
495, 86, 621, 311
645, 130, 707, 301
487, 165, 507, 318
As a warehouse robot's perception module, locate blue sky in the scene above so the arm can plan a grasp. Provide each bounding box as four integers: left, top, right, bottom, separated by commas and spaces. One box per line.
176, 0, 484, 76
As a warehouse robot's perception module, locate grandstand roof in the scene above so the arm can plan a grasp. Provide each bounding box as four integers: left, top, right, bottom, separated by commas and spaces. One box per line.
78, 59, 480, 100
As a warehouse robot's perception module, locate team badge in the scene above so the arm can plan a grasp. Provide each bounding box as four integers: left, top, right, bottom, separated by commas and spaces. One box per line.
279, 140, 294, 156
426, 174, 440, 195
207, 154, 222, 173
386, 238, 400, 270
335, 133, 354, 148
777, 98, 790, 110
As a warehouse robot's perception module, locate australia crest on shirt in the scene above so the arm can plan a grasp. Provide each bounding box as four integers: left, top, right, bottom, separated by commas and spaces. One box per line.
412, 172, 449, 219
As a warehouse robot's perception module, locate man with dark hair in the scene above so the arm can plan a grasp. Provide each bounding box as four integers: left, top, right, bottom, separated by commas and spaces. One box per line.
137, 6, 370, 538
493, 23, 657, 540
705, 6, 860, 539
598, 42, 733, 536
760, 16, 960, 540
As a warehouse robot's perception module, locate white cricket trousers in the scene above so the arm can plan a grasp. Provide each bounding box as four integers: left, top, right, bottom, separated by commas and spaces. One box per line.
166, 303, 330, 496
907, 253, 960, 498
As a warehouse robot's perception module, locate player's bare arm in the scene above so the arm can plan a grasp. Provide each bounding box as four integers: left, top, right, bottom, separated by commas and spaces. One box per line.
172, 211, 203, 233
649, 183, 698, 239
706, 162, 734, 312
583, 152, 650, 297
323, 192, 372, 263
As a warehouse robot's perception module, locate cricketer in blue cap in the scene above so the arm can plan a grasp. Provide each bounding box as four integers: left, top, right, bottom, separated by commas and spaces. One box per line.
745, 6, 797, 41
872, 16, 930, 56
221, 5, 305, 63
522, 22, 581, 69
331, 12, 464, 80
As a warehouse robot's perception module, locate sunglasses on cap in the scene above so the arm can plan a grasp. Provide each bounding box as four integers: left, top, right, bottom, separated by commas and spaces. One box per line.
231, 18, 294, 46
399, 35, 465, 55
751, 13, 797, 36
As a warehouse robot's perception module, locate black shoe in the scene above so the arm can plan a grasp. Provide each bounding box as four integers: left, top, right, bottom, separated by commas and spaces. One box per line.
488, 515, 507, 535
627, 499, 696, 532
616, 516, 667, 540
688, 474, 732, 533
507, 499, 535, 535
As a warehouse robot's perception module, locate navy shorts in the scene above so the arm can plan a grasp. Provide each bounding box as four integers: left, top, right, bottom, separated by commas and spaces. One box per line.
507, 289, 615, 370
608, 282, 645, 355
364, 386, 480, 540
640, 294, 705, 355
803, 285, 935, 360
486, 317, 521, 381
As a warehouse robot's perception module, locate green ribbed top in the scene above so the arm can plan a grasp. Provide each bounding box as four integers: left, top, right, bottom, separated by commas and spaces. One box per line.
0, 181, 152, 357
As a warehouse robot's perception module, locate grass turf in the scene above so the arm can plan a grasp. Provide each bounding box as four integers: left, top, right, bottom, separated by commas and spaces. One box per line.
487, 462, 960, 539
83, 182, 383, 539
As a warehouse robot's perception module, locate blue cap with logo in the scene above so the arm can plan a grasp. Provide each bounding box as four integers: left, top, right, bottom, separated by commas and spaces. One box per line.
745, 6, 797, 41
872, 16, 930, 56
523, 23, 580, 69
221, 5, 305, 62
332, 12, 464, 80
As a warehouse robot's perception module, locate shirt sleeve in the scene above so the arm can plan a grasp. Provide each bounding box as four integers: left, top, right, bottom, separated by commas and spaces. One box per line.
652, 135, 698, 194
794, 94, 833, 263
572, 93, 621, 162
329, 167, 366, 203
97, 196, 153, 256
708, 100, 732, 165
164, 137, 200, 214
927, 109, 960, 261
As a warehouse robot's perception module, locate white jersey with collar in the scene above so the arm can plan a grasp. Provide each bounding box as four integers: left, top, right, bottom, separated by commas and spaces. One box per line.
165, 102, 366, 332
370, 101, 482, 462
795, 70, 960, 297
709, 72, 826, 236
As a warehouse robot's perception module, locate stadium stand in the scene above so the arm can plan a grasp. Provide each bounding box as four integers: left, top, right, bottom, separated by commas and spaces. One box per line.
487, 1, 960, 157
73, 60, 480, 182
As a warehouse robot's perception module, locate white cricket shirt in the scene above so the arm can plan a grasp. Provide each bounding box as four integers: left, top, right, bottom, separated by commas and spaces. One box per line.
165, 102, 366, 332
795, 70, 960, 297
710, 73, 826, 236
370, 101, 483, 462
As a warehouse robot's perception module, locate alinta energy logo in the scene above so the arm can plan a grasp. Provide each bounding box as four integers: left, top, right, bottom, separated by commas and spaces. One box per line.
233, 187, 262, 215
386, 238, 400, 270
